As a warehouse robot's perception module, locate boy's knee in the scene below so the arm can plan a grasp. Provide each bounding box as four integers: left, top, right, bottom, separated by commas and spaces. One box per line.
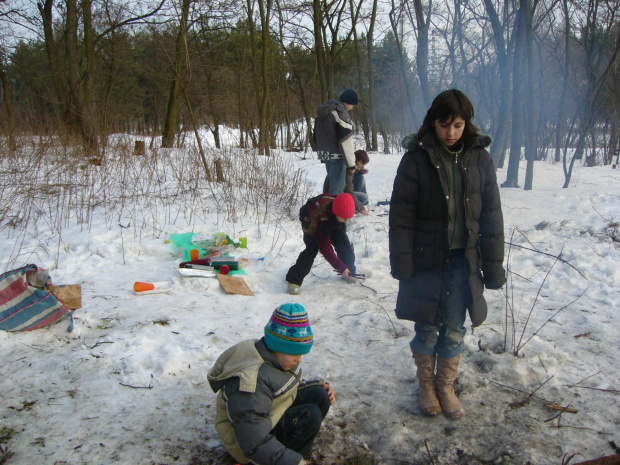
305, 404, 325, 431
304, 385, 330, 417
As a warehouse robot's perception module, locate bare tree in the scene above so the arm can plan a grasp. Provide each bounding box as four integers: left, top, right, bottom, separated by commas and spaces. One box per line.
482, 0, 514, 168
563, 0, 620, 187
503, 4, 527, 188
162, 0, 191, 148
388, 0, 416, 125
411, 0, 431, 108
0, 50, 17, 151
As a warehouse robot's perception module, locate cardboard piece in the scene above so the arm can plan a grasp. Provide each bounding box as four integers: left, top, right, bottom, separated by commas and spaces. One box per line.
47, 284, 82, 309
217, 274, 254, 296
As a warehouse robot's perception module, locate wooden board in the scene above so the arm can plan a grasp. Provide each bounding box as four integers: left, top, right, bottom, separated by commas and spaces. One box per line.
217, 274, 254, 296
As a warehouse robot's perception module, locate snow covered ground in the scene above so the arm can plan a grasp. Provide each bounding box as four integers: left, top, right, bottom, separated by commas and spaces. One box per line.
1, 143, 619, 465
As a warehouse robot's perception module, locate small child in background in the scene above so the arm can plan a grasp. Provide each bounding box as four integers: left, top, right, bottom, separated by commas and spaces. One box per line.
323, 149, 371, 215
285, 193, 357, 295
208, 303, 335, 465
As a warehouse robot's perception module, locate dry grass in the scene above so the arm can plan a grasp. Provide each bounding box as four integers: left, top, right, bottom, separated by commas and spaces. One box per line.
0, 134, 311, 270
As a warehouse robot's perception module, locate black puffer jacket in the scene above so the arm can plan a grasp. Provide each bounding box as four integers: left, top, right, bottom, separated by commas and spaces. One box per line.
389, 132, 505, 327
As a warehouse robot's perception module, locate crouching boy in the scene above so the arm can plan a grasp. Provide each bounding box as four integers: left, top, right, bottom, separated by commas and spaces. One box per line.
208, 303, 336, 465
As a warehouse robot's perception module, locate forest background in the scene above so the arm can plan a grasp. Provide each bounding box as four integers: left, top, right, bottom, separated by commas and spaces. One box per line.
0, 0, 619, 189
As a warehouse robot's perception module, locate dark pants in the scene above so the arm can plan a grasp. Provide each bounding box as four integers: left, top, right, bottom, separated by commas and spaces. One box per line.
285, 232, 356, 286
272, 385, 330, 458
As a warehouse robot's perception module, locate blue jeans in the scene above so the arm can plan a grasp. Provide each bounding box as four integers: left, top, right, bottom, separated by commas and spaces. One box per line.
352, 172, 368, 205
410, 250, 471, 359
272, 385, 330, 458
325, 159, 346, 194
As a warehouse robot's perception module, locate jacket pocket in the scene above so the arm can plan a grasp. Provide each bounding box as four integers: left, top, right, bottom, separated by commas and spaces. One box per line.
413, 233, 434, 270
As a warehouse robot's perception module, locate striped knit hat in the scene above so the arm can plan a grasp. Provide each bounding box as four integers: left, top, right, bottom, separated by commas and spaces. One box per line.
264, 303, 314, 355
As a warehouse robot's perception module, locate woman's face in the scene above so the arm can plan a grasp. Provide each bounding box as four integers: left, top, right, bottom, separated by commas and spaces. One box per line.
434, 116, 465, 149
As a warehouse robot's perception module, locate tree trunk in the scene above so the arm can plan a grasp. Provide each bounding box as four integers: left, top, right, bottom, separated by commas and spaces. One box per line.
313, 0, 327, 101
523, 0, 536, 190
389, 2, 416, 125
350, 1, 370, 150
182, 84, 213, 182
257, 0, 272, 156
0, 62, 17, 151
162, 0, 191, 148
246, 0, 262, 149
66, 0, 99, 155
483, 0, 512, 169
503, 7, 525, 188
554, 0, 570, 163
366, 0, 379, 151
38, 0, 69, 127
412, 0, 431, 108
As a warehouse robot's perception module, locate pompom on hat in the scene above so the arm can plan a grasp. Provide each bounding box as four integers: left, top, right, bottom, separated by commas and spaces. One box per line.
264, 303, 314, 355
332, 193, 356, 219
339, 89, 359, 105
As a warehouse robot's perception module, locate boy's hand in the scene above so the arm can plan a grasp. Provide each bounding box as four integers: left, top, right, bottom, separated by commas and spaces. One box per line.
322, 381, 336, 405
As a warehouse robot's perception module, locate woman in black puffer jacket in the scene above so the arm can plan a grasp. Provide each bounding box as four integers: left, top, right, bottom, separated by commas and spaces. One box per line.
389, 89, 505, 419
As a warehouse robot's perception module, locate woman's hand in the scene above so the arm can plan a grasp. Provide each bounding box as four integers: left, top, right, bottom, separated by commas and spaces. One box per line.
341, 268, 351, 279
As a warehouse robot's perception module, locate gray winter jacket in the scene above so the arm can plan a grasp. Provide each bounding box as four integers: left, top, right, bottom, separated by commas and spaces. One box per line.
389, 132, 505, 327
207, 338, 304, 465
314, 99, 356, 168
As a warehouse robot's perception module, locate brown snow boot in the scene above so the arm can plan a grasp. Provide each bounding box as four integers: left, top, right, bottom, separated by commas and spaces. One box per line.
436, 355, 466, 419
411, 350, 442, 416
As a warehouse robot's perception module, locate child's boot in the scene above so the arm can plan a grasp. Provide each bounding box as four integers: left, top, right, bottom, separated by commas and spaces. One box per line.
436, 355, 465, 419
287, 282, 301, 295
411, 350, 441, 416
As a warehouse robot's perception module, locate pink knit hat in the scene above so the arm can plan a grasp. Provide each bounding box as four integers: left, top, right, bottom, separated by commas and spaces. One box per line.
332, 193, 355, 219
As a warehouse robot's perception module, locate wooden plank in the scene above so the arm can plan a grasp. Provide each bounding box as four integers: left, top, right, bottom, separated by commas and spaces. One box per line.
217, 274, 254, 296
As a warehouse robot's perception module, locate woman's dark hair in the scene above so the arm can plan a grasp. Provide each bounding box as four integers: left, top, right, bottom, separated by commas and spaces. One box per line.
418, 89, 481, 146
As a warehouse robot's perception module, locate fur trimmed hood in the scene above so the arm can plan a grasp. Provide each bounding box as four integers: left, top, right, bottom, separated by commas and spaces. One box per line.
402, 132, 493, 152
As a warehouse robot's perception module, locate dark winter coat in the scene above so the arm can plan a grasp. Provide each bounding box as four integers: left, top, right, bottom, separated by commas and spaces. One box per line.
314, 99, 356, 167
388, 132, 505, 327
207, 338, 304, 465
300, 194, 350, 274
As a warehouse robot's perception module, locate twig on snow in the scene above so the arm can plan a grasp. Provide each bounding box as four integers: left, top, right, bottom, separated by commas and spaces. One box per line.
327, 349, 343, 359
487, 378, 553, 404
565, 370, 601, 388
338, 311, 367, 319
568, 386, 620, 394
424, 439, 436, 465
511, 375, 554, 408
360, 282, 377, 293
119, 382, 153, 389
